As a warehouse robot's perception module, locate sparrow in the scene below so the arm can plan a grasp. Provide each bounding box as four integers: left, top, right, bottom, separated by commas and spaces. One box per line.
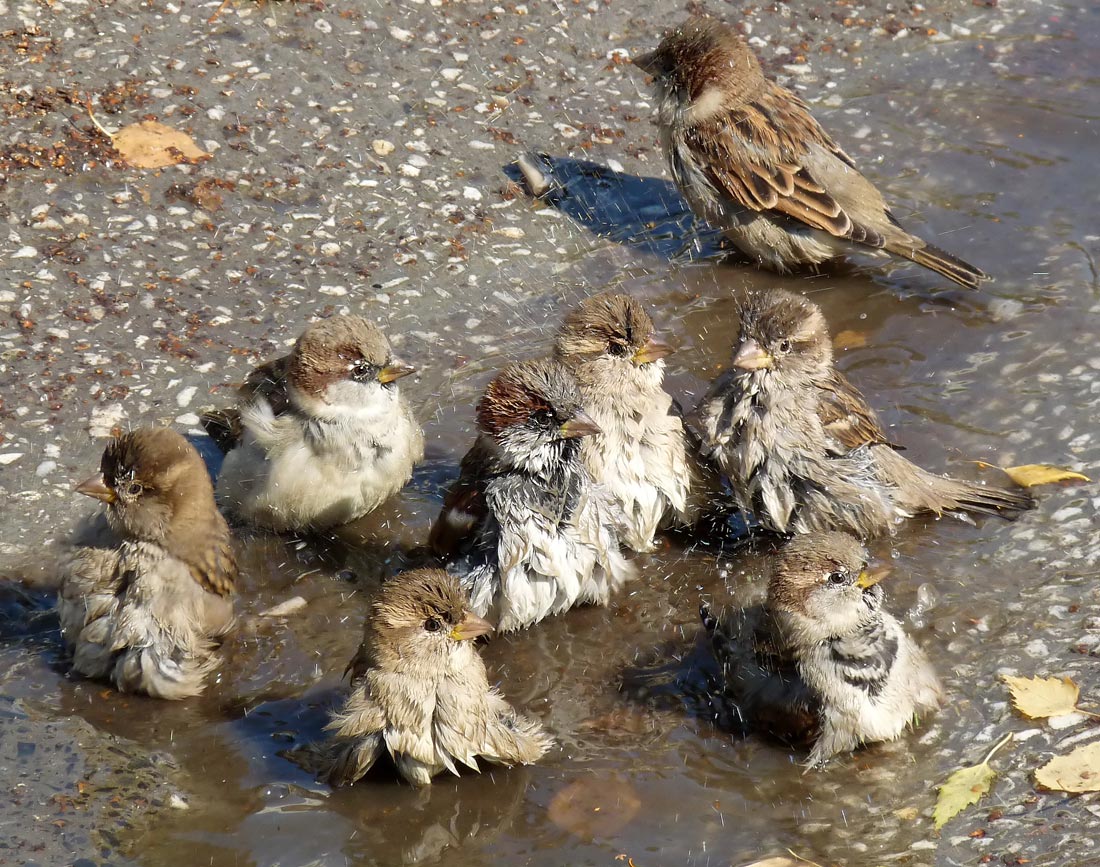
203, 314, 425, 532
633, 16, 988, 288
57, 428, 237, 699
322, 568, 553, 787
695, 289, 1034, 537
704, 531, 943, 767
553, 292, 699, 552
429, 357, 636, 632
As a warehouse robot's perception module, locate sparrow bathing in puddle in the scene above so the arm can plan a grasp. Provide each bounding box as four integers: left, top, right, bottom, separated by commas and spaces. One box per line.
204, 315, 424, 532
57, 428, 237, 699
322, 569, 552, 787
553, 292, 702, 552
633, 16, 988, 288
694, 289, 1033, 537
704, 532, 942, 767
430, 358, 635, 632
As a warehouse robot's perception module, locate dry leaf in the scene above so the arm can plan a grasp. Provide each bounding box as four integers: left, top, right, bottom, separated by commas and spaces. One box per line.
736, 859, 801, 867
548, 775, 641, 840
1035, 740, 1100, 793
112, 121, 209, 169
1002, 674, 1080, 719
974, 462, 1090, 488
832, 329, 867, 350
933, 733, 1012, 830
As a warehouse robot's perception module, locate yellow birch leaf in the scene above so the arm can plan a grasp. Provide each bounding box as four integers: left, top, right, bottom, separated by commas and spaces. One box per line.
1035, 741, 1100, 793
112, 121, 210, 169
1000, 464, 1090, 488
1002, 674, 1080, 719
933, 733, 1012, 830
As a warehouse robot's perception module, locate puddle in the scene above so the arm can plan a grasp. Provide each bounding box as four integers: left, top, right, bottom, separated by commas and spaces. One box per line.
2, 1, 1100, 865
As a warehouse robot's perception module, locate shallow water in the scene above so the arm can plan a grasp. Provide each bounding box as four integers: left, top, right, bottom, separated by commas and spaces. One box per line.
3, 0, 1100, 865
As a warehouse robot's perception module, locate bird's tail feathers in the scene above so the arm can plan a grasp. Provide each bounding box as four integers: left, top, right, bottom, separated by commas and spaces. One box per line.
892, 240, 988, 289
907, 466, 1034, 520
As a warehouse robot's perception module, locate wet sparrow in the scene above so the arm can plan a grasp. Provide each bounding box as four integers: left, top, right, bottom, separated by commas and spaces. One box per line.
323, 568, 552, 787
430, 358, 635, 632
553, 292, 701, 552
705, 532, 942, 767
695, 289, 1033, 537
204, 315, 424, 532
633, 16, 987, 288
57, 428, 237, 699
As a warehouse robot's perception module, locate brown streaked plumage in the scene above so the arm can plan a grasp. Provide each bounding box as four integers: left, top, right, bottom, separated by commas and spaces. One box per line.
57, 427, 237, 699
205, 315, 424, 531
321, 569, 553, 787
695, 289, 1034, 537
706, 531, 942, 767
553, 292, 719, 552
634, 16, 988, 288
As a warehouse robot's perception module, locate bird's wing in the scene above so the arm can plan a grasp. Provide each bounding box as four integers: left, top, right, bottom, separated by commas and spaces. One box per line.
201, 354, 294, 453
681, 83, 889, 247
815, 369, 897, 454
429, 436, 498, 558
239, 354, 295, 416
322, 682, 388, 786
826, 618, 900, 699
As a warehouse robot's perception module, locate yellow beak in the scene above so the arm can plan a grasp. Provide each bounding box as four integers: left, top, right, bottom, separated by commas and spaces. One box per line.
378, 360, 416, 384
558, 410, 602, 439
632, 336, 674, 366
75, 474, 116, 504
855, 569, 883, 590
450, 611, 494, 641
732, 338, 773, 371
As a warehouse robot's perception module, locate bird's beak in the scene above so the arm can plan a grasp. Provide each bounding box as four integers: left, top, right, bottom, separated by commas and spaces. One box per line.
631, 49, 660, 75
451, 611, 494, 641
558, 410, 602, 439
75, 474, 116, 503
632, 336, 674, 366
377, 360, 416, 384
732, 338, 773, 371
855, 569, 884, 590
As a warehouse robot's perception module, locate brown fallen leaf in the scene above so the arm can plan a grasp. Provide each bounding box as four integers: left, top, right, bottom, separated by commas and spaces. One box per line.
933, 732, 1013, 830
1035, 740, 1100, 793
548, 775, 641, 840
832, 329, 867, 350
974, 461, 1090, 488
112, 121, 210, 169
1002, 674, 1087, 720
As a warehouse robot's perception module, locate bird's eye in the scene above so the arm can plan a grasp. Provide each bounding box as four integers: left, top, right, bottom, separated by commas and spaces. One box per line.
608, 341, 629, 357
350, 360, 376, 383
778, 339, 792, 353
531, 408, 554, 427
826, 570, 849, 586
126, 481, 143, 497
424, 617, 442, 633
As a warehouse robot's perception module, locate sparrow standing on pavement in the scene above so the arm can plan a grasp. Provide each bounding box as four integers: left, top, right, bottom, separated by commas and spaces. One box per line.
633, 16, 988, 288
323, 569, 552, 787
430, 358, 635, 632
57, 428, 237, 699
204, 315, 424, 532
705, 532, 942, 767
553, 292, 698, 552
695, 289, 1033, 537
